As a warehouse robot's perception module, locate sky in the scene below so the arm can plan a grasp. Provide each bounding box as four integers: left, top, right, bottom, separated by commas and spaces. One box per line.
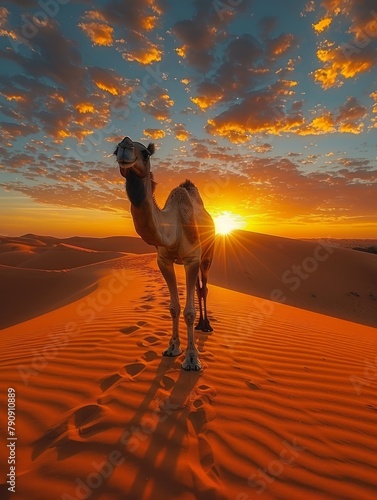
0, 0, 376, 239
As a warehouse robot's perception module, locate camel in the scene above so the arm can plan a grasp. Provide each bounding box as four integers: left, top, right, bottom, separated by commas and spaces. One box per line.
114, 136, 215, 371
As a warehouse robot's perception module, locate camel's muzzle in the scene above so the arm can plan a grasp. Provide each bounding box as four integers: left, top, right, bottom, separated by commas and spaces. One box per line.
116, 136, 137, 165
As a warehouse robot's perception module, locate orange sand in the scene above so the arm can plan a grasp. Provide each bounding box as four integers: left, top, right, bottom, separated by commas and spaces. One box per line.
0, 232, 377, 499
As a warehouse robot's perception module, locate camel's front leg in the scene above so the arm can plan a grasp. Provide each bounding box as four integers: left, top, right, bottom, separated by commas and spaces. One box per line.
182, 257, 201, 371
157, 254, 182, 357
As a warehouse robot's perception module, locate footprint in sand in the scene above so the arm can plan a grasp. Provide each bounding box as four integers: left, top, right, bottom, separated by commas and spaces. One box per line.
100, 347, 159, 392
100, 373, 123, 391
186, 384, 222, 492
137, 335, 162, 348
141, 294, 155, 301
70, 404, 106, 438
120, 325, 140, 335
100, 362, 147, 390
122, 362, 146, 378
188, 384, 217, 434
138, 304, 154, 310
160, 375, 175, 390
33, 403, 108, 459
137, 320, 148, 327
245, 379, 262, 390
142, 350, 159, 362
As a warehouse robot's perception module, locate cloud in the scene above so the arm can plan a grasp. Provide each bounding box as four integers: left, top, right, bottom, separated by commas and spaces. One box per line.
321, 0, 377, 37
139, 85, 174, 120
89, 66, 136, 96
79, 2, 165, 65
312, 0, 377, 88
189, 26, 296, 112
312, 17, 332, 33
313, 42, 377, 89
0, 18, 139, 142
1, 137, 376, 230
205, 80, 303, 142
143, 128, 165, 139
206, 83, 367, 141
173, 124, 190, 141
370, 90, 377, 127
190, 81, 224, 111
172, 0, 252, 71
266, 33, 295, 59
118, 33, 163, 64
79, 11, 114, 46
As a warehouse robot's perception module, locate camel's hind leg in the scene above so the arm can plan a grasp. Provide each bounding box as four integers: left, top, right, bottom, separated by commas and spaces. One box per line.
195, 259, 213, 332
157, 253, 182, 357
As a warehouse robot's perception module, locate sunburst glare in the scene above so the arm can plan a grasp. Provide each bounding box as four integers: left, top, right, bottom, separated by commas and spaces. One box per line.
214, 211, 245, 235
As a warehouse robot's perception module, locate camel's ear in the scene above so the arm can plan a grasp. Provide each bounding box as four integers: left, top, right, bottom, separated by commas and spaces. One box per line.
147, 143, 155, 155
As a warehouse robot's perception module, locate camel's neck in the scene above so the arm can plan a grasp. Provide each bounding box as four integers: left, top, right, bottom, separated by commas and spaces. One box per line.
126, 170, 162, 246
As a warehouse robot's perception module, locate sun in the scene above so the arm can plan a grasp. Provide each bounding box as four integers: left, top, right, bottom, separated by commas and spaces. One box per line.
213, 211, 245, 235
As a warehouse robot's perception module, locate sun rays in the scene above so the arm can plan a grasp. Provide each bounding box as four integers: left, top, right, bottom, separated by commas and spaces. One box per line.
213, 211, 245, 235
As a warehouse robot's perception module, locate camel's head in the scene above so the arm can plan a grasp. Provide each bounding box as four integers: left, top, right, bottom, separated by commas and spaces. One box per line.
114, 136, 155, 179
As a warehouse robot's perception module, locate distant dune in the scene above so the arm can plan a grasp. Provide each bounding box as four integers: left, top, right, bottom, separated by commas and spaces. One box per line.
211, 230, 377, 327
0, 231, 376, 499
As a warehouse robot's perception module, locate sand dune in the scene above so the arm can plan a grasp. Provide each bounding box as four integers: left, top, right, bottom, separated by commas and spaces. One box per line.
1, 251, 376, 499
211, 231, 377, 327
0, 265, 101, 330
0, 231, 376, 499
0, 235, 153, 329
16, 244, 124, 271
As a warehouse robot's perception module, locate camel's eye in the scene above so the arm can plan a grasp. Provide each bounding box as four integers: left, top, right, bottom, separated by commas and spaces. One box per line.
142, 150, 150, 161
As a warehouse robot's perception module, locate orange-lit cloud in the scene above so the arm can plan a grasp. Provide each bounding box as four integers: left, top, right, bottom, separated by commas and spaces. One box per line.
78, 3, 165, 64
76, 103, 95, 114
120, 36, 163, 64
267, 33, 295, 58
79, 11, 114, 46
173, 124, 190, 142
312, 0, 377, 88
370, 90, 377, 127
206, 83, 367, 141
321, 0, 377, 38
143, 128, 165, 139
205, 81, 304, 142
312, 17, 332, 33
93, 81, 118, 95
139, 86, 174, 120
298, 112, 335, 135
313, 43, 375, 89
90, 67, 136, 97
298, 97, 367, 135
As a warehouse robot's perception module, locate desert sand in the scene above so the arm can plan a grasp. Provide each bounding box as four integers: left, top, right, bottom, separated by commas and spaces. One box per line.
0, 231, 377, 500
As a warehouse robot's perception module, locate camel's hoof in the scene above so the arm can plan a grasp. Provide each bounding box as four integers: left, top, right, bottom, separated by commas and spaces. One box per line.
181, 355, 202, 371
163, 344, 182, 357
195, 320, 213, 333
